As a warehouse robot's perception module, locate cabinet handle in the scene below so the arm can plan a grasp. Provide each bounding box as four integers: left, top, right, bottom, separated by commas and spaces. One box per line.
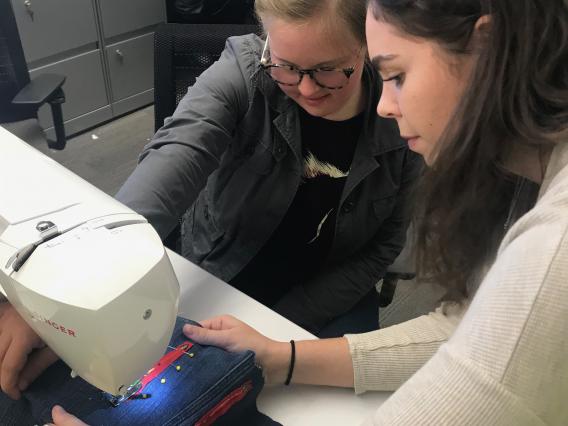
24, 0, 34, 19
115, 49, 124, 59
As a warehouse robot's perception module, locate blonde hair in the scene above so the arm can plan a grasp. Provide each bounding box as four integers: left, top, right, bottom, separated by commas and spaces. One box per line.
254, 0, 366, 44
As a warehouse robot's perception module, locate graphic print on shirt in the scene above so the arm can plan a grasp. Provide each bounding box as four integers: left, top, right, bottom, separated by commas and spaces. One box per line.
303, 151, 350, 179
229, 110, 363, 302
302, 150, 349, 244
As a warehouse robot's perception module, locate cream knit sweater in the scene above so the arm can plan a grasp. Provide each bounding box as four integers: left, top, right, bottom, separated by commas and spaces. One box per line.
346, 142, 568, 425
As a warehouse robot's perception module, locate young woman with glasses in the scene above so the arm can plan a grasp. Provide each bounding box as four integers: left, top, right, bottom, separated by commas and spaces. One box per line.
113, 0, 421, 338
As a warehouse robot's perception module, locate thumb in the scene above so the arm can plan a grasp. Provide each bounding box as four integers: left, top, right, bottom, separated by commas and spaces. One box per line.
51, 405, 87, 425
183, 324, 231, 349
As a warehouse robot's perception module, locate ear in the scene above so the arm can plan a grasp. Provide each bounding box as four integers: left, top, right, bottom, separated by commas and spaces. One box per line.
471, 15, 492, 50
475, 14, 491, 31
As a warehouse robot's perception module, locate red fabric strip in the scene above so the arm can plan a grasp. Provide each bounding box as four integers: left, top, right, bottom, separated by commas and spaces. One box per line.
195, 380, 253, 426
135, 341, 193, 394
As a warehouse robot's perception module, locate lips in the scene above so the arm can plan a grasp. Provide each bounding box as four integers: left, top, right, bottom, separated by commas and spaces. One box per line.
306, 95, 328, 101
303, 94, 330, 105
400, 135, 419, 141
401, 136, 420, 151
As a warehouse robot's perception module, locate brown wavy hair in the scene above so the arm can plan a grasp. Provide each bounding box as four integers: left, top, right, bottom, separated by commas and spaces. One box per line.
369, 0, 568, 299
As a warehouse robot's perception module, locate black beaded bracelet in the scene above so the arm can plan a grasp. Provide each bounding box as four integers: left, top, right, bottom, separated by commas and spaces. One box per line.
284, 340, 296, 386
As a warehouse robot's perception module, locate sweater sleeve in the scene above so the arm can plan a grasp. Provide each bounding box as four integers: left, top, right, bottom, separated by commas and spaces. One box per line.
345, 301, 466, 393
361, 200, 568, 425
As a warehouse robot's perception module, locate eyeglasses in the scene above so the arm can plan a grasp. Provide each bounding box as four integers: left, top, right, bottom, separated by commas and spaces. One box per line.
260, 36, 359, 90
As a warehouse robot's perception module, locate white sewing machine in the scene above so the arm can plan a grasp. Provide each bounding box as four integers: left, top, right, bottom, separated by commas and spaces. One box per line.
0, 127, 179, 400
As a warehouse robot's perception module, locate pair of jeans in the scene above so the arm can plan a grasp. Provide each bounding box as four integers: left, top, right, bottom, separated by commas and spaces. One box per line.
317, 289, 380, 338
0, 317, 280, 425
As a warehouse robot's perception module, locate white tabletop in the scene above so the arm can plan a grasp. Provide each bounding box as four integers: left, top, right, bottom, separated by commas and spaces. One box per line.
168, 250, 391, 425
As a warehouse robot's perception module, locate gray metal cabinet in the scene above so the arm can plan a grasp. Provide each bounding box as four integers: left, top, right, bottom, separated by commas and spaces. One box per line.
10, 0, 98, 64
99, 0, 165, 39
101, 0, 164, 119
12, 0, 164, 137
106, 33, 154, 101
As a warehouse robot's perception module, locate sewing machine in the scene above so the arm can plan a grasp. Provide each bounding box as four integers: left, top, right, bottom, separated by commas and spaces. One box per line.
0, 127, 179, 401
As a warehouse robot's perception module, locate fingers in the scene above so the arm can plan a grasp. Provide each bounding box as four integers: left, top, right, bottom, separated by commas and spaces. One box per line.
199, 315, 239, 331
18, 346, 58, 392
51, 405, 88, 426
0, 338, 30, 399
0, 334, 12, 389
183, 324, 232, 349
0, 305, 46, 399
0, 302, 12, 318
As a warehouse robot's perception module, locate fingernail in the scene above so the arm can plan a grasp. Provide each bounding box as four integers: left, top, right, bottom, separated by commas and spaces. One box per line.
183, 324, 193, 333
18, 380, 28, 391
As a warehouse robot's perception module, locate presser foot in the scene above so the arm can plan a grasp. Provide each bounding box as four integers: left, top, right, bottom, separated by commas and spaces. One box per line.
106, 380, 143, 407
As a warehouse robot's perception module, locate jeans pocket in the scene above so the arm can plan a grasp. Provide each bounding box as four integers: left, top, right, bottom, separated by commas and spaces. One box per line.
164, 351, 259, 425
194, 379, 253, 426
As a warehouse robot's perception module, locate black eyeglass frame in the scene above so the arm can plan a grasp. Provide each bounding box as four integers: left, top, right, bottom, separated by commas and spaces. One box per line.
259, 36, 359, 90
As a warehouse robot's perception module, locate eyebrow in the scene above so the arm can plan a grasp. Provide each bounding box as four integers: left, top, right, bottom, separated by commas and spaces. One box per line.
370, 54, 398, 70
273, 54, 351, 69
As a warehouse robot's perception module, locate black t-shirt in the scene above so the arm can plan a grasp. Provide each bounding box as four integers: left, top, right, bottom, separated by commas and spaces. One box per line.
230, 108, 364, 305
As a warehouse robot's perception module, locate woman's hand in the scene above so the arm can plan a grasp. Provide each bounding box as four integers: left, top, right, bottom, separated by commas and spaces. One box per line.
183, 315, 291, 384
0, 302, 59, 399
46, 405, 87, 426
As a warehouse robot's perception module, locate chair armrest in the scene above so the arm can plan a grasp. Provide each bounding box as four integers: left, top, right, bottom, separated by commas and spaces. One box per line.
378, 271, 417, 308
12, 73, 65, 106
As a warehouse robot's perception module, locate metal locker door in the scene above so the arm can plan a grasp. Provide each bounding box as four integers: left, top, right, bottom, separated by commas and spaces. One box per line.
9, 0, 98, 64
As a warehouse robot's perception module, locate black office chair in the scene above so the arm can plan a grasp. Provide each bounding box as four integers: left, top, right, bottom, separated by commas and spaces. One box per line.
153, 23, 260, 133
166, 0, 256, 25
153, 23, 260, 251
0, 1, 67, 150
379, 227, 416, 308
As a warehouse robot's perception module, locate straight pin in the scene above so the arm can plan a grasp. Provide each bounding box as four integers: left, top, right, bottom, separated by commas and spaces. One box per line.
167, 345, 194, 357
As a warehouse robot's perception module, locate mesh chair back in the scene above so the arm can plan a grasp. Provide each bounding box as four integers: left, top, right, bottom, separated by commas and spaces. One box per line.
0, 1, 36, 123
166, 0, 256, 25
154, 23, 260, 132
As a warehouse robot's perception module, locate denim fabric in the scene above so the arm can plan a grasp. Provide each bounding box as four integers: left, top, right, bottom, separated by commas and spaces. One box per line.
0, 317, 280, 426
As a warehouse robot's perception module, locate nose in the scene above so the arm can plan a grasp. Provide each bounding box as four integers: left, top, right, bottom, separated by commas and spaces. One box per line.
297, 73, 323, 97
377, 83, 400, 119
